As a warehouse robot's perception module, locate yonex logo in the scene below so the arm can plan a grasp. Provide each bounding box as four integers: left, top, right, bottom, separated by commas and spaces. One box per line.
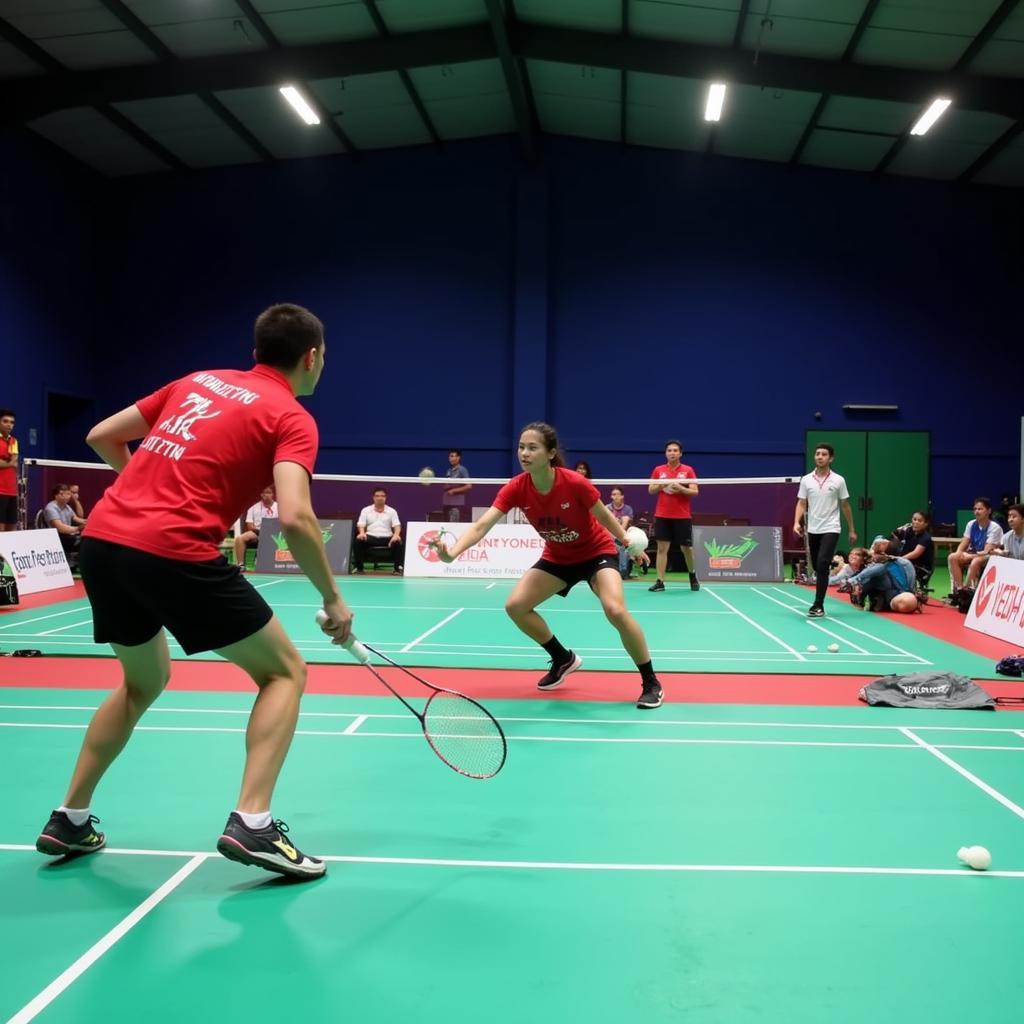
273, 838, 299, 861
974, 564, 999, 617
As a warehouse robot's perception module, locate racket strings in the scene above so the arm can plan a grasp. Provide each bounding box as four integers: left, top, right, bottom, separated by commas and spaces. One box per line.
423, 691, 506, 779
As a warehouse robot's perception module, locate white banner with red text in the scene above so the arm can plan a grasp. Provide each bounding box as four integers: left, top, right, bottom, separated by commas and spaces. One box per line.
0, 528, 75, 595
964, 555, 1024, 648
404, 521, 544, 578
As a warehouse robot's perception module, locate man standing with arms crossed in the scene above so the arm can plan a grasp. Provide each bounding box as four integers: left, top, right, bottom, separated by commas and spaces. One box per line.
794, 443, 857, 618
648, 440, 700, 593
35, 304, 353, 881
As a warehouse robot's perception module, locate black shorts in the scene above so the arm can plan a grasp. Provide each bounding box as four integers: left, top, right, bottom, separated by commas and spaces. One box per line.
0, 494, 17, 525
532, 553, 620, 597
80, 537, 274, 655
654, 517, 693, 547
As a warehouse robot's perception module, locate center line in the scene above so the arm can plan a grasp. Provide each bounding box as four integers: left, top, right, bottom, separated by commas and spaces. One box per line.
401, 608, 464, 653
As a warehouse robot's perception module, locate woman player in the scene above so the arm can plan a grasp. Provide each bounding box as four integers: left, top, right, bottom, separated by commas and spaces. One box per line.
434, 422, 663, 709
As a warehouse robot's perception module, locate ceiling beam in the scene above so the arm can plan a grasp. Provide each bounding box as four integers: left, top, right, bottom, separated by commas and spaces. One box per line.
957, 119, 1022, 183
97, 0, 275, 163
954, 0, 1021, 70
4, 22, 1022, 130
232, 0, 357, 155
620, 0, 630, 146
363, 0, 442, 146
789, 0, 881, 166
732, 0, 751, 50
484, 0, 535, 158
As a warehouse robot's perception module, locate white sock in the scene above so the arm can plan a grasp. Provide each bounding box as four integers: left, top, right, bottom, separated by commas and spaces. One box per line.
236, 810, 272, 830
58, 806, 91, 826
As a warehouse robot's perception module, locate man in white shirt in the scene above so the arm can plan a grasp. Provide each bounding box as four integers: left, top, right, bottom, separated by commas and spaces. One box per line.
950, 497, 1004, 593
234, 486, 277, 571
793, 443, 857, 618
354, 488, 404, 574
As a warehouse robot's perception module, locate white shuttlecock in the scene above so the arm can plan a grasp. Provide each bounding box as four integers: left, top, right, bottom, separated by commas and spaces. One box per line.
806, 644, 818, 653
957, 845, 992, 871
624, 526, 648, 557
827, 643, 840, 653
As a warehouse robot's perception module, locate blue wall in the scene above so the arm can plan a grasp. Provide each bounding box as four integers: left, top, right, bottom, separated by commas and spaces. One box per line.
0, 134, 102, 463
4, 133, 1022, 520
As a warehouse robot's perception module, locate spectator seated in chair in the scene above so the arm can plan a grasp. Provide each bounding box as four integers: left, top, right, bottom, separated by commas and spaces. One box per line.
948, 497, 1002, 596
43, 483, 87, 570
891, 510, 934, 591
974, 503, 1024, 572
353, 488, 404, 574
234, 486, 277, 571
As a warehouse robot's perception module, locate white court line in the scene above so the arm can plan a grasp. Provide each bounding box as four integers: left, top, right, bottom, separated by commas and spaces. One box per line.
343, 715, 368, 735
752, 588, 871, 654
38, 619, 94, 637
0, 845, 1020, 878
0, 607, 86, 631
6, 854, 206, 1024
899, 727, 1024, 822
703, 586, 806, 661
485, 583, 497, 590
400, 608, 464, 653
767, 587, 930, 664
4, 704, 1024, 735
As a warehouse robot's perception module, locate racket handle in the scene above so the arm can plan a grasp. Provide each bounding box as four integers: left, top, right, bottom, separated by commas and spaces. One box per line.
315, 610, 370, 663
342, 636, 370, 664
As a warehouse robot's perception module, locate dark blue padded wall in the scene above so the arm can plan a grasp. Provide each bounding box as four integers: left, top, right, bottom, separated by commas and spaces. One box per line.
3, 134, 1021, 519
0, 134, 101, 463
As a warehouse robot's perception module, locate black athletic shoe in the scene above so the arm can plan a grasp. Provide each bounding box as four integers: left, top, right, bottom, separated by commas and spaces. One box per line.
537, 652, 582, 690
689, 575, 700, 592
216, 813, 326, 880
637, 681, 663, 709
649, 579, 665, 592
36, 810, 106, 857
807, 606, 825, 618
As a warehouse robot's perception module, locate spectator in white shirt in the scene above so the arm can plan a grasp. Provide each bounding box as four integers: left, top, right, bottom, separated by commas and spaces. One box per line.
234, 486, 277, 571
354, 488, 404, 575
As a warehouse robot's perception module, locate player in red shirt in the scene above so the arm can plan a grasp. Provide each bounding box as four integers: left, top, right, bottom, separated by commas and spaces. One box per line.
648, 440, 700, 593
0, 408, 19, 531
35, 304, 353, 881
435, 422, 664, 709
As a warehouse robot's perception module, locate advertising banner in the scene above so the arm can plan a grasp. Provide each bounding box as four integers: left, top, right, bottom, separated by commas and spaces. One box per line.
404, 521, 544, 578
0, 528, 75, 595
254, 517, 353, 575
692, 526, 784, 582
964, 556, 1024, 648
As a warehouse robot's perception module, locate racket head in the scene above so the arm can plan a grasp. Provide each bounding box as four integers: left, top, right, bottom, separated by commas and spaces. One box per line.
422, 689, 507, 779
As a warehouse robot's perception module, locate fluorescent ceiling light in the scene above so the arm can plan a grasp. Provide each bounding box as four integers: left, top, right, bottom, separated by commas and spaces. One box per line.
909, 98, 951, 136
704, 83, 726, 122
279, 85, 320, 125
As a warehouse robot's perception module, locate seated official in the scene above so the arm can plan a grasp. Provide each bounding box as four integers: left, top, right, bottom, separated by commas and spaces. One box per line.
67, 483, 87, 520
234, 486, 277, 571
354, 488, 404, 574
44, 483, 87, 569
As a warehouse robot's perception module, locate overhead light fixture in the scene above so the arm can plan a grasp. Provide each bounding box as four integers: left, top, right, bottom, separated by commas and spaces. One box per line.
909, 97, 951, 136
279, 85, 320, 125
704, 83, 726, 123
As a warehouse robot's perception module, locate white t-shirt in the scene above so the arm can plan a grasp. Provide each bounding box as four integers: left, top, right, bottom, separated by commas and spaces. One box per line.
797, 470, 849, 535
246, 501, 278, 530
358, 505, 400, 539
962, 520, 1002, 550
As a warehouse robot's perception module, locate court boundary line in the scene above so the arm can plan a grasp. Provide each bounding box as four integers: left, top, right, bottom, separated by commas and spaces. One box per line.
401, 608, 464, 653
899, 727, 1024, 821
4, 704, 1024, 734
5, 854, 205, 1024
0, 845, 1020, 878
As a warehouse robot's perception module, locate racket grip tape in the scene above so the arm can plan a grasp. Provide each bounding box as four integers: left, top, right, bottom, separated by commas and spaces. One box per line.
315, 610, 370, 664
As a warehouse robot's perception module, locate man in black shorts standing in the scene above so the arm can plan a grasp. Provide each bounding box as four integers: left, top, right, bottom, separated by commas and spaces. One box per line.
35, 304, 353, 881
648, 440, 700, 593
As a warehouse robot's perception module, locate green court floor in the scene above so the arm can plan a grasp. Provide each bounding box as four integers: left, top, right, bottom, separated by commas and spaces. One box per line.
0, 578, 1001, 678
2, 689, 1023, 1022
